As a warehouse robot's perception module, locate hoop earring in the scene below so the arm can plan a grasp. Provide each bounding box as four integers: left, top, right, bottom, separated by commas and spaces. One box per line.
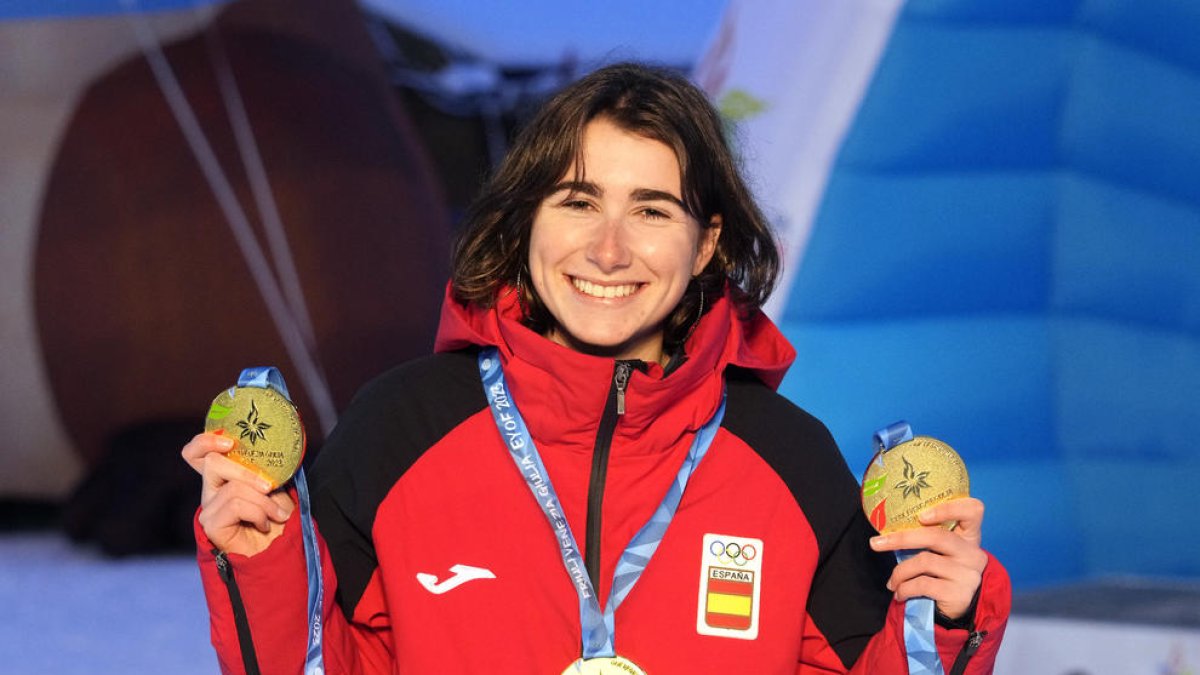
681, 284, 705, 345
515, 268, 530, 319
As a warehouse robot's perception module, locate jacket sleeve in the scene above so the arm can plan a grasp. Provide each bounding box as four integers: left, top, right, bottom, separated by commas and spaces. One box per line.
838, 552, 1010, 674
794, 505, 898, 674
794, 506, 1012, 675
195, 355, 483, 673
932, 552, 1010, 674
195, 488, 394, 674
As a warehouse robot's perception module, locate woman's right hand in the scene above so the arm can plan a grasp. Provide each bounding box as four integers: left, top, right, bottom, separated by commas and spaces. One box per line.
182, 432, 294, 557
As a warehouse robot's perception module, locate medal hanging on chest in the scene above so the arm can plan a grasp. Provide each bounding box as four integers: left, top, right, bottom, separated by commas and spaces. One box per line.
563, 655, 647, 675
479, 348, 724, 673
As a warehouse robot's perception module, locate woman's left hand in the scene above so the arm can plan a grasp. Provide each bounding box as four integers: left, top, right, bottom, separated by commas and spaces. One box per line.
869, 497, 989, 620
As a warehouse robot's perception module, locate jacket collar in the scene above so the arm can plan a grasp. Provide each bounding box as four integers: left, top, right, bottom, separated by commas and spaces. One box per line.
434, 283, 795, 455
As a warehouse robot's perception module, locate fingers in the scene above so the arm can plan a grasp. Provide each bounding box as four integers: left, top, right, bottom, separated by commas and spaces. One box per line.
870, 498, 985, 554
869, 497, 990, 621
918, 497, 985, 545
189, 432, 296, 556
197, 472, 295, 553
871, 527, 978, 559
199, 482, 287, 534
181, 432, 236, 474
201, 452, 274, 500
891, 575, 977, 620
885, 549, 985, 620
268, 490, 295, 514
870, 519, 989, 582
886, 550, 985, 594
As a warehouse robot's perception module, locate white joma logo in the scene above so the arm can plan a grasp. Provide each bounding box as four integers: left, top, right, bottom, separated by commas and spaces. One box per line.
416, 564, 496, 595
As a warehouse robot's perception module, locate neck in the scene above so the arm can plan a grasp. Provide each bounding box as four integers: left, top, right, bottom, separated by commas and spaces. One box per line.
546, 328, 665, 365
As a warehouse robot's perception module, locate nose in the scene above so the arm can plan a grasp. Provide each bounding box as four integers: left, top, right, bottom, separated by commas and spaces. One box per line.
585, 217, 632, 272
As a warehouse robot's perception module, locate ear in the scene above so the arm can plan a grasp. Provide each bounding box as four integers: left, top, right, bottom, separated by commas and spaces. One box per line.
693, 214, 723, 276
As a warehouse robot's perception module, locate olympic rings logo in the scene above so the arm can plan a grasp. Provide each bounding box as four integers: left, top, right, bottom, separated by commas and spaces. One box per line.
708, 539, 757, 567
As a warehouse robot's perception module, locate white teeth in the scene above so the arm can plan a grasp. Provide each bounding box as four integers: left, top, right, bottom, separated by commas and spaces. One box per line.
572, 278, 639, 299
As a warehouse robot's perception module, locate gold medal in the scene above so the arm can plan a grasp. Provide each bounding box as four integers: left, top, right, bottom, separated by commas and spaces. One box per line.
562, 656, 647, 675
861, 435, 969, 534
205, 385, 305, 489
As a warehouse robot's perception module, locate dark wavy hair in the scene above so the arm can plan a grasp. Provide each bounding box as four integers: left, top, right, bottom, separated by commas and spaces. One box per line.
451, 62, 779, 353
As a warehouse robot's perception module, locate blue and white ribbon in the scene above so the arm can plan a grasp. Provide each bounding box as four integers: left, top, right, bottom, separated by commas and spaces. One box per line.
237, 367, 325, 675
479, 348, 724, 658
873, 420, 944, 675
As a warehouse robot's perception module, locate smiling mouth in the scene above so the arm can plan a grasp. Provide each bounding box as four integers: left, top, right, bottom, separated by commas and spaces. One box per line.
570, 277, 642, 299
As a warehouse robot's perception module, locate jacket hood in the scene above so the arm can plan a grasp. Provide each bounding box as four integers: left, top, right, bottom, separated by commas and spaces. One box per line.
435, 283, 793, 385
433, 282, 795, 455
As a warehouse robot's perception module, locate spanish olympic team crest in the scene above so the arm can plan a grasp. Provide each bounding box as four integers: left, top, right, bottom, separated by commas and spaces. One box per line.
696, 533, 763, 640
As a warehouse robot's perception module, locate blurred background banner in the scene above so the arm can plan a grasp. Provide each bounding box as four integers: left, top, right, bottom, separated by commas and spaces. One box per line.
1, 0, 1198, 671
694, 0, 906, 319
2, 0, 454, 551
0, 0, 225, 20
764, 0, 1200, 591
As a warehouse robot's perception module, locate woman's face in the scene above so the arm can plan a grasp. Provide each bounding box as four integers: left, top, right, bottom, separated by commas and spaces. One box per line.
528, 116, 720, 364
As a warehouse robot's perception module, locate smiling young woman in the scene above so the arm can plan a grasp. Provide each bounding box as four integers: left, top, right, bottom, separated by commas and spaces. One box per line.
527, 117, 721, 363
185, 63, 1010, 675
451, 62, 779, 364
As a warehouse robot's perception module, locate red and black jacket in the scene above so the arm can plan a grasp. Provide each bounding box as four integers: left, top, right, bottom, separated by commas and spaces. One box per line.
197, 286, 1010, 673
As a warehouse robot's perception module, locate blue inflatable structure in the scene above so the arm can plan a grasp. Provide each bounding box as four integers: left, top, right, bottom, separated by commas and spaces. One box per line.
779, 0, 1200, 588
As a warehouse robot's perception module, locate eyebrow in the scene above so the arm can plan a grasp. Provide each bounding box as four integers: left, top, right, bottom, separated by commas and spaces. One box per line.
631, 188, 686, 209
552, 180, 602, 198
550, 181, 686, 210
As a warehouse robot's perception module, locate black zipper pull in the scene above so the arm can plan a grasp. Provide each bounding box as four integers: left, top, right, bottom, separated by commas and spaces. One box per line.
614, 362, 632, 416
964, 629, 986, 656
948, 629, 988, 675
215, 550, 233, 581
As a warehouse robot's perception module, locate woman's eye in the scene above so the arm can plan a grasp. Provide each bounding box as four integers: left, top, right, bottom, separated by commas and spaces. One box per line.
561, 199, 593, 211
640, 207, 670, 220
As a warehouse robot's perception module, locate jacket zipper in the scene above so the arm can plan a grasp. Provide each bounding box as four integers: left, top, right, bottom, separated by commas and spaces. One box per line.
215, 550, 262, 675
948, 629, 987, 675
584, 361, 633, 595
614, 362, 631, 416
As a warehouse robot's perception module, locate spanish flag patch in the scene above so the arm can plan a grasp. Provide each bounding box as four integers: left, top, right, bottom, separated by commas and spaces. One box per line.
696, 533, 762, 639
